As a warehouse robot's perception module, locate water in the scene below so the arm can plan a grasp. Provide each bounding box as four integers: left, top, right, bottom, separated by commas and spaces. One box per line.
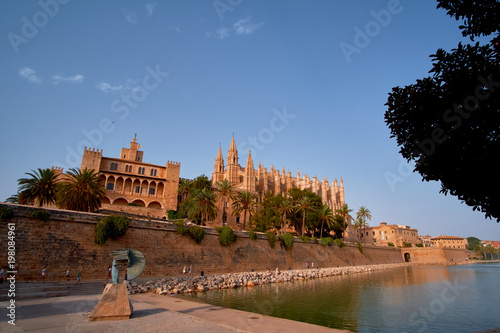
184, 263, 500, 332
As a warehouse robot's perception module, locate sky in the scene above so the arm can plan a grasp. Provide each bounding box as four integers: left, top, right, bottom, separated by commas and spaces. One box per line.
1, 0, 498, 240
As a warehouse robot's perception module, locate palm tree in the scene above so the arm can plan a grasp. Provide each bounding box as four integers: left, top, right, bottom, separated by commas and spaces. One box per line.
297, 196, 315, 236
177, 179, 193, 202
231, 191, 256, 230
17, 168, 60, 207
356, 206, 372, 243
5, 192, 28, 204
336, 204, 353, 238
277, 196, 294, 235
214, 179, 235, 227
317, 205, 335, 239
56, 168, 106, 212
191, 188, 218, 224
353, 216, 369, 242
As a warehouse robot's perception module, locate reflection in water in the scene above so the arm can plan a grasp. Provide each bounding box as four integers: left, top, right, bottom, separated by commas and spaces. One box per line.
185, 264, 500, 332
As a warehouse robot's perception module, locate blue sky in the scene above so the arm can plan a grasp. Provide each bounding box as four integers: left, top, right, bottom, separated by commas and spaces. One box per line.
1, 0, 498, 240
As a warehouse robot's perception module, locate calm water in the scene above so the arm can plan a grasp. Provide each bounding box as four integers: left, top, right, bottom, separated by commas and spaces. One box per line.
185, 263, 500, 332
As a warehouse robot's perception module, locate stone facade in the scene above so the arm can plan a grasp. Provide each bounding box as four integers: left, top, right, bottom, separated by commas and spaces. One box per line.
211, 137, 350, 234
360, 222, 420, 247
431, 236, 468, 249
0, 203, 415, 282
56, 137, 181, 219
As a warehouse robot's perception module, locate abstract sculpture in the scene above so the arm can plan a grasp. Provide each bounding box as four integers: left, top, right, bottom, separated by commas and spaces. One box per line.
88, 248, 145, 321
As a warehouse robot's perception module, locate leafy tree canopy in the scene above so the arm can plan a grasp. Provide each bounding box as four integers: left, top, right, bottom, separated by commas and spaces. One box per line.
384, 0, 500, 222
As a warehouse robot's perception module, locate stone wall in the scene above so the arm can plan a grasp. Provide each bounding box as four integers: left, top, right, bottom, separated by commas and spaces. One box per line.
0, 204, 463, 282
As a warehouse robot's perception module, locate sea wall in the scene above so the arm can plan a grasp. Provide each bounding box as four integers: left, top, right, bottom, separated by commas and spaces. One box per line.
0, 204, 463, 282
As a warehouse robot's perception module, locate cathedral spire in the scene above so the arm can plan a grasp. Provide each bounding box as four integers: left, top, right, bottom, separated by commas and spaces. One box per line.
227, 136, 238, 165
245, 149, 254, 170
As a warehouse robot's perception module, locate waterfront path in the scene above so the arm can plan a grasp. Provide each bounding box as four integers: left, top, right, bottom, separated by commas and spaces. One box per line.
0, 284, 349, 333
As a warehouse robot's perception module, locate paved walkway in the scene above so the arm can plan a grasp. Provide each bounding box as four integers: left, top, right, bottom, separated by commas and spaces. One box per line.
0, 288, 348, 333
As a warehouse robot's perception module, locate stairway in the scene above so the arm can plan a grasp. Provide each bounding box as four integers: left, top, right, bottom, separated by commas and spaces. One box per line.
0, 282, 68, 301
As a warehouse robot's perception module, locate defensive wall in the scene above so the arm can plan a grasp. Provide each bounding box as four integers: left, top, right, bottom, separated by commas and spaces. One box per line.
0, 203, 466, 282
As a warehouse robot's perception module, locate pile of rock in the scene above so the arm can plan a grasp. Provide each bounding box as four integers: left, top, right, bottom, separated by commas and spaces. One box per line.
127, 263, 409, 296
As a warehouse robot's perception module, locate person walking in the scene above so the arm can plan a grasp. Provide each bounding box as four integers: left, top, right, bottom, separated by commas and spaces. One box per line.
188, 265, 192, 275
65, 268, 70, 281
0, 266, 5, 284
107, 266, 112, 282
75, 271, 81, 285
305, 262, 309, 269
41, 266, 47, 282
183, 266, 186, 275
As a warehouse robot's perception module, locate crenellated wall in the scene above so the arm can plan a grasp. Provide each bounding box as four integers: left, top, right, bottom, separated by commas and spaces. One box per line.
0, 204, 465, 282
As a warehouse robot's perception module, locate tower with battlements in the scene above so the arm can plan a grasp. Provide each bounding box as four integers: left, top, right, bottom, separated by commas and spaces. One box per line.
78, 136, 180, 218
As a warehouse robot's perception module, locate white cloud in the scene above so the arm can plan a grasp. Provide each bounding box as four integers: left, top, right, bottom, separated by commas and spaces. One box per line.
233, 17, 263, 35
145, 3, 157, 17
206, 17, 263, 40
216, 27, 230, 40
96, 79, 137, 94
51, 74, 84, 84
122, 9, 138, 24
19, 67, 42, 84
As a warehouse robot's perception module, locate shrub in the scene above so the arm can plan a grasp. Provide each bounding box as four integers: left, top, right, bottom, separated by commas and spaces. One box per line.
266, 231, 276, 248
416, 243, 424, 247
321, 237, 334, 246
280, 233, 294, 250
403, 242, 412, 248
357, 242, 364, 254
334, 238, 345, 248
312, 237, 318, 244
31, 210, 49, 222
298, 236, 310, 243
0, 207, 14, 221
249, 230, 257, 240
218, 226, 237, 246
167, 210, 178, 219
94, 215, 130, 246
388, 242, 395, 247
188, 226, 205, 244
128, 202, 140, 206
175, 221, 189, 235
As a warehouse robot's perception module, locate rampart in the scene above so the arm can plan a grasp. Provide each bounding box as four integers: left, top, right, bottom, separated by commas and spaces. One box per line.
0, 204, 465, 282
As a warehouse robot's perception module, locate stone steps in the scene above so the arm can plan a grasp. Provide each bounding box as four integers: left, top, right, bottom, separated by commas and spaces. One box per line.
0, 283, 68, 301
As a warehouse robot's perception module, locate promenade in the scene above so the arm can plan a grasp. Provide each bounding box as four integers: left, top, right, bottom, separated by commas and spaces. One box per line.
0, 281, 348, 333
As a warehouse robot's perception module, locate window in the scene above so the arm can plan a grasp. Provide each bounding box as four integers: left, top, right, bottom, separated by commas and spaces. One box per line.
110, 163, 118, 171
106, 183, 114, 190
149, 188, 155, 195
135, 186, 140, 193
150, 169, 157, 176
137, 157, 140, 161
138, 167, 145, 175
123, 155, 126, 158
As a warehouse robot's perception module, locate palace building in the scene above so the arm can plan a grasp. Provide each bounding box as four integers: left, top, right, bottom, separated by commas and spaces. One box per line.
210, 137, 350, 234
75, 136, 180, 219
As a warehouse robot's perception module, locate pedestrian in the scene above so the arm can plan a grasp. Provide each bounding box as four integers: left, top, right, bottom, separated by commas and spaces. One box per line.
305, 262, 309, 269
188, 265, 192, 275
107, 266, 112, 281
66, 268, 70, 281
75, 271, 81, 285
0, 266, 5, 284
311, 262, 314, 268
41, 266, 46, 282
183, 266, 186, 275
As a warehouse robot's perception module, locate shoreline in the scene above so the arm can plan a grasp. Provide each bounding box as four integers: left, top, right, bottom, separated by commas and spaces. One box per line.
128, 262, 412, 296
